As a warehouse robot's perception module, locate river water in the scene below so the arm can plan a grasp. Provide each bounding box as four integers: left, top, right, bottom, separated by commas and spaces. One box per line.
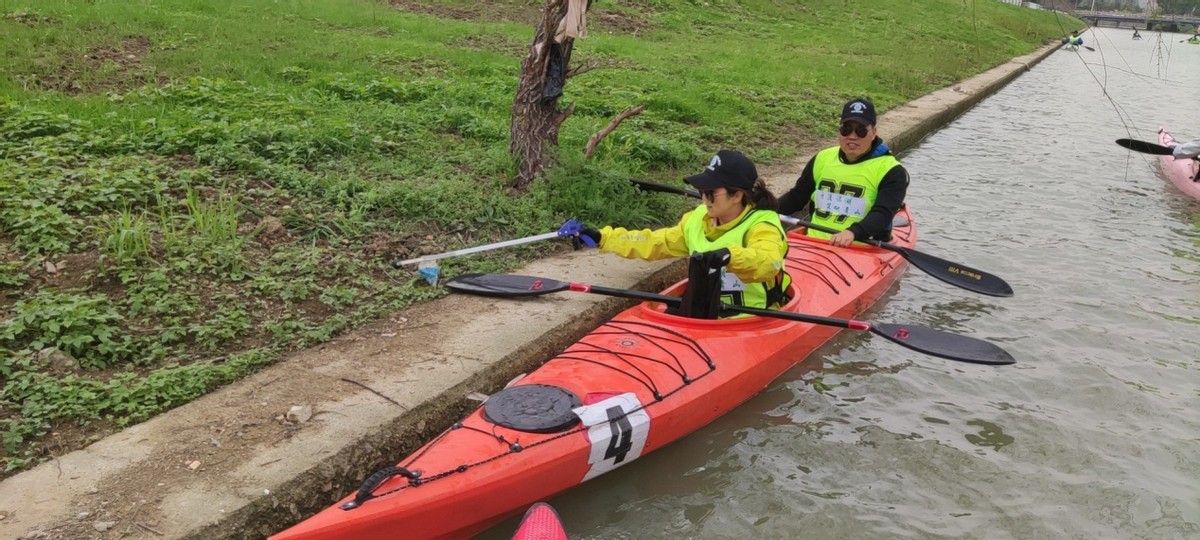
482, 27, 1200, 539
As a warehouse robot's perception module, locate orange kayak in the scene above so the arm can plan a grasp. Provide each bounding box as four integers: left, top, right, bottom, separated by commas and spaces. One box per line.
271, 208, 919, 540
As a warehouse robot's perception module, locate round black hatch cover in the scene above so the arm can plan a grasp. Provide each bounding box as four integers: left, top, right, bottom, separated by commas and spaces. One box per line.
482, 384, 582, 433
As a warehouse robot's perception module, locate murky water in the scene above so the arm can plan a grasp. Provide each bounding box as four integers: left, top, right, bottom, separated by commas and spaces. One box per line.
481, 27, 1200, 539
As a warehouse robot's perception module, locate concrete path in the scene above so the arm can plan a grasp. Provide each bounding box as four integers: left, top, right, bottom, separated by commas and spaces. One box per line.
1, 43, 1059, 540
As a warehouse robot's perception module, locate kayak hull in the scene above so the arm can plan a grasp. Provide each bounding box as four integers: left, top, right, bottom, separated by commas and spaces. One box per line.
1158, 128, 1200, 200
270, 208, 917, 540
512, 503, 568, 540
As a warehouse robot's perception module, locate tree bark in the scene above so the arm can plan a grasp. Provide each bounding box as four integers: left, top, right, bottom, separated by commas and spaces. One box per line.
509, 0, 588, 189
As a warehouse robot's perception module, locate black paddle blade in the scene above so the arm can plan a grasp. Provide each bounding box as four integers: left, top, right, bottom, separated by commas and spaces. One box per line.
869, 322, 1015, 365
446, 273, 569, 297
629, 178, 700, 199
896, 246, 1014, 297
1116, 138, 1174, 156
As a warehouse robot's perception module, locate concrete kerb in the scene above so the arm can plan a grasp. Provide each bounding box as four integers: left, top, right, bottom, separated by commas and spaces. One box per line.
0, 43, 1060, 540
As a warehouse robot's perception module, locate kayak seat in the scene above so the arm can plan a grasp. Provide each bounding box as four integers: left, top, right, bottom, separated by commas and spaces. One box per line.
483, 384, 583, 433
668, 250, 729, 319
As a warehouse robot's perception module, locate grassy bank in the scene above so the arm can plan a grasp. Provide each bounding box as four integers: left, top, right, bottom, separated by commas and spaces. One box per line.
0, 0, 1078, 475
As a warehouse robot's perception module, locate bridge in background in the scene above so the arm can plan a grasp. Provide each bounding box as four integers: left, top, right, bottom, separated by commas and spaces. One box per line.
1074, 10, 1200, 32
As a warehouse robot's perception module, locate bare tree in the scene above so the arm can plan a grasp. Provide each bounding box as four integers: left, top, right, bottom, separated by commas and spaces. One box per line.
509, 0, 593, 189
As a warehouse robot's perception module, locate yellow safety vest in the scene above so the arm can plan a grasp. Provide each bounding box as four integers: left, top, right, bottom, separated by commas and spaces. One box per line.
807, 146, 900, 239
681, 204, 791, 309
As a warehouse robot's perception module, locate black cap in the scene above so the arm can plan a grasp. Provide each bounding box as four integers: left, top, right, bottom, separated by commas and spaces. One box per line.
840, 97, 877, 126
684, 149, 757, 191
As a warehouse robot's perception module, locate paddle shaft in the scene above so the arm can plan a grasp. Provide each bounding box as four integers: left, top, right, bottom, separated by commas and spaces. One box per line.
446, 273, 1016, 365
628, 179, 1014, 297
572, 282, 870, 330
628, 178, 884, 243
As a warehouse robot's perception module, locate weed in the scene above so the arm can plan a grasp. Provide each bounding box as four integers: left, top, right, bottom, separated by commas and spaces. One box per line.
0, 290, 132, 369
96, 208, 152, 267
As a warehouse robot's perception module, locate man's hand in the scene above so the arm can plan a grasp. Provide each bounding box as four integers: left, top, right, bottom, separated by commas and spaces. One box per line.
829, 230, 856, 248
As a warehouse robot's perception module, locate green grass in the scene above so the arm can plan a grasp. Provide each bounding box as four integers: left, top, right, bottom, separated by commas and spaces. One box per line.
0, 0, 1079, 475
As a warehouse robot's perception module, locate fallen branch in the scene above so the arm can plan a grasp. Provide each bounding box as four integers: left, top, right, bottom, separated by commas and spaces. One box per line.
137, 523, 165, 536
584, 105, 646, 159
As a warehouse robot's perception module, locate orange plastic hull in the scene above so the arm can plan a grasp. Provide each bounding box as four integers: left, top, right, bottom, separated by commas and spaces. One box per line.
271, 208, 916, 540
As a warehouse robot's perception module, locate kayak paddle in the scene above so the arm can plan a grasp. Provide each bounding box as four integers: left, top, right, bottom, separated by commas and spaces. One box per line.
1115, 138, 1175, 156
629, 179, 1014, 297
446, 273, 1016, 366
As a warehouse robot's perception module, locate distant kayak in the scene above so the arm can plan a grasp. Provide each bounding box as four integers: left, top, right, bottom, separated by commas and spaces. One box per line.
512, 503, 568, 540
1157, 128, 1200, 200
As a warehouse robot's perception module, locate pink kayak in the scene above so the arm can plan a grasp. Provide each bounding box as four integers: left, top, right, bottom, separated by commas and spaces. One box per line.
1158, 128, 1200, 200
511, 503, 568, 540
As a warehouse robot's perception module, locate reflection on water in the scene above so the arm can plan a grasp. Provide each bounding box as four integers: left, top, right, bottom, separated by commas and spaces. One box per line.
479, 27, 1200, 540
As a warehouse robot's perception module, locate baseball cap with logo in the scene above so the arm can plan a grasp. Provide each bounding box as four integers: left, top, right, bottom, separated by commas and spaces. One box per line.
684, 149, 758, 191
840, 97, 877, 126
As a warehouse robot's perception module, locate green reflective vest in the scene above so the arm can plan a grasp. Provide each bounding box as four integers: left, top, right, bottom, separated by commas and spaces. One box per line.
807, 146, 900, 239
682, 205, 790, 309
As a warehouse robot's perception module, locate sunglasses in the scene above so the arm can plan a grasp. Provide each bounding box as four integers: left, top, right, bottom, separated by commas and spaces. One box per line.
839, 122, 870, 138
700, 189, 727, 200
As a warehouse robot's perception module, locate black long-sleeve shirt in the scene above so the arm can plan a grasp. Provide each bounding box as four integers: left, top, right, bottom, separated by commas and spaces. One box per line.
777, 137, 909, 241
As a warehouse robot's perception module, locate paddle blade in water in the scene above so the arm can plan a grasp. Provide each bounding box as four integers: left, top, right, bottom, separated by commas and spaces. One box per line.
1115, 138, 1175, 156
869, 322, 1015, 365
896, 247, 1014, 297
445, 273, 569, 297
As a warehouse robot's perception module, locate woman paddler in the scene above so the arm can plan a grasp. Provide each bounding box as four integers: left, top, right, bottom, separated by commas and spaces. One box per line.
565, 149, 793, 314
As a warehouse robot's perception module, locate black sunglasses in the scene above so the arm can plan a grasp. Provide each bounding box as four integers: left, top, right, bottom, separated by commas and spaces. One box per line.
839, 123, 870, 137
700, 189, 726, 200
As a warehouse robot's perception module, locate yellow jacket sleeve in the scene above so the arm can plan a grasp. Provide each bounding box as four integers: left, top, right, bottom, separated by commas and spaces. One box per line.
724, 222, 787, 284
597, 212, 693, 261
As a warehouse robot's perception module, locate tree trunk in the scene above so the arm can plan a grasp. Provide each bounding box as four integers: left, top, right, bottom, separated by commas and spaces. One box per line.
509, 0, 585, 189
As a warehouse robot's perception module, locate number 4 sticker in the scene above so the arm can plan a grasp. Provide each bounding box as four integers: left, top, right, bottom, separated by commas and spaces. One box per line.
574, 393, 651, 481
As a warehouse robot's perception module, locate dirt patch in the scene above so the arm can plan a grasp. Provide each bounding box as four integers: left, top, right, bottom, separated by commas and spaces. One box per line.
388, 0, 540, 25
591, 8, 653, 36
2, 11, 60, 26
449, 33, 528, 57
32, 35, 164, 95
34, 251, 103, 291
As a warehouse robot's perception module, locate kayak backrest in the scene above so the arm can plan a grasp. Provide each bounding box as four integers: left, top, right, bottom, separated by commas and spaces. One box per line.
671, 250, 728, 319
